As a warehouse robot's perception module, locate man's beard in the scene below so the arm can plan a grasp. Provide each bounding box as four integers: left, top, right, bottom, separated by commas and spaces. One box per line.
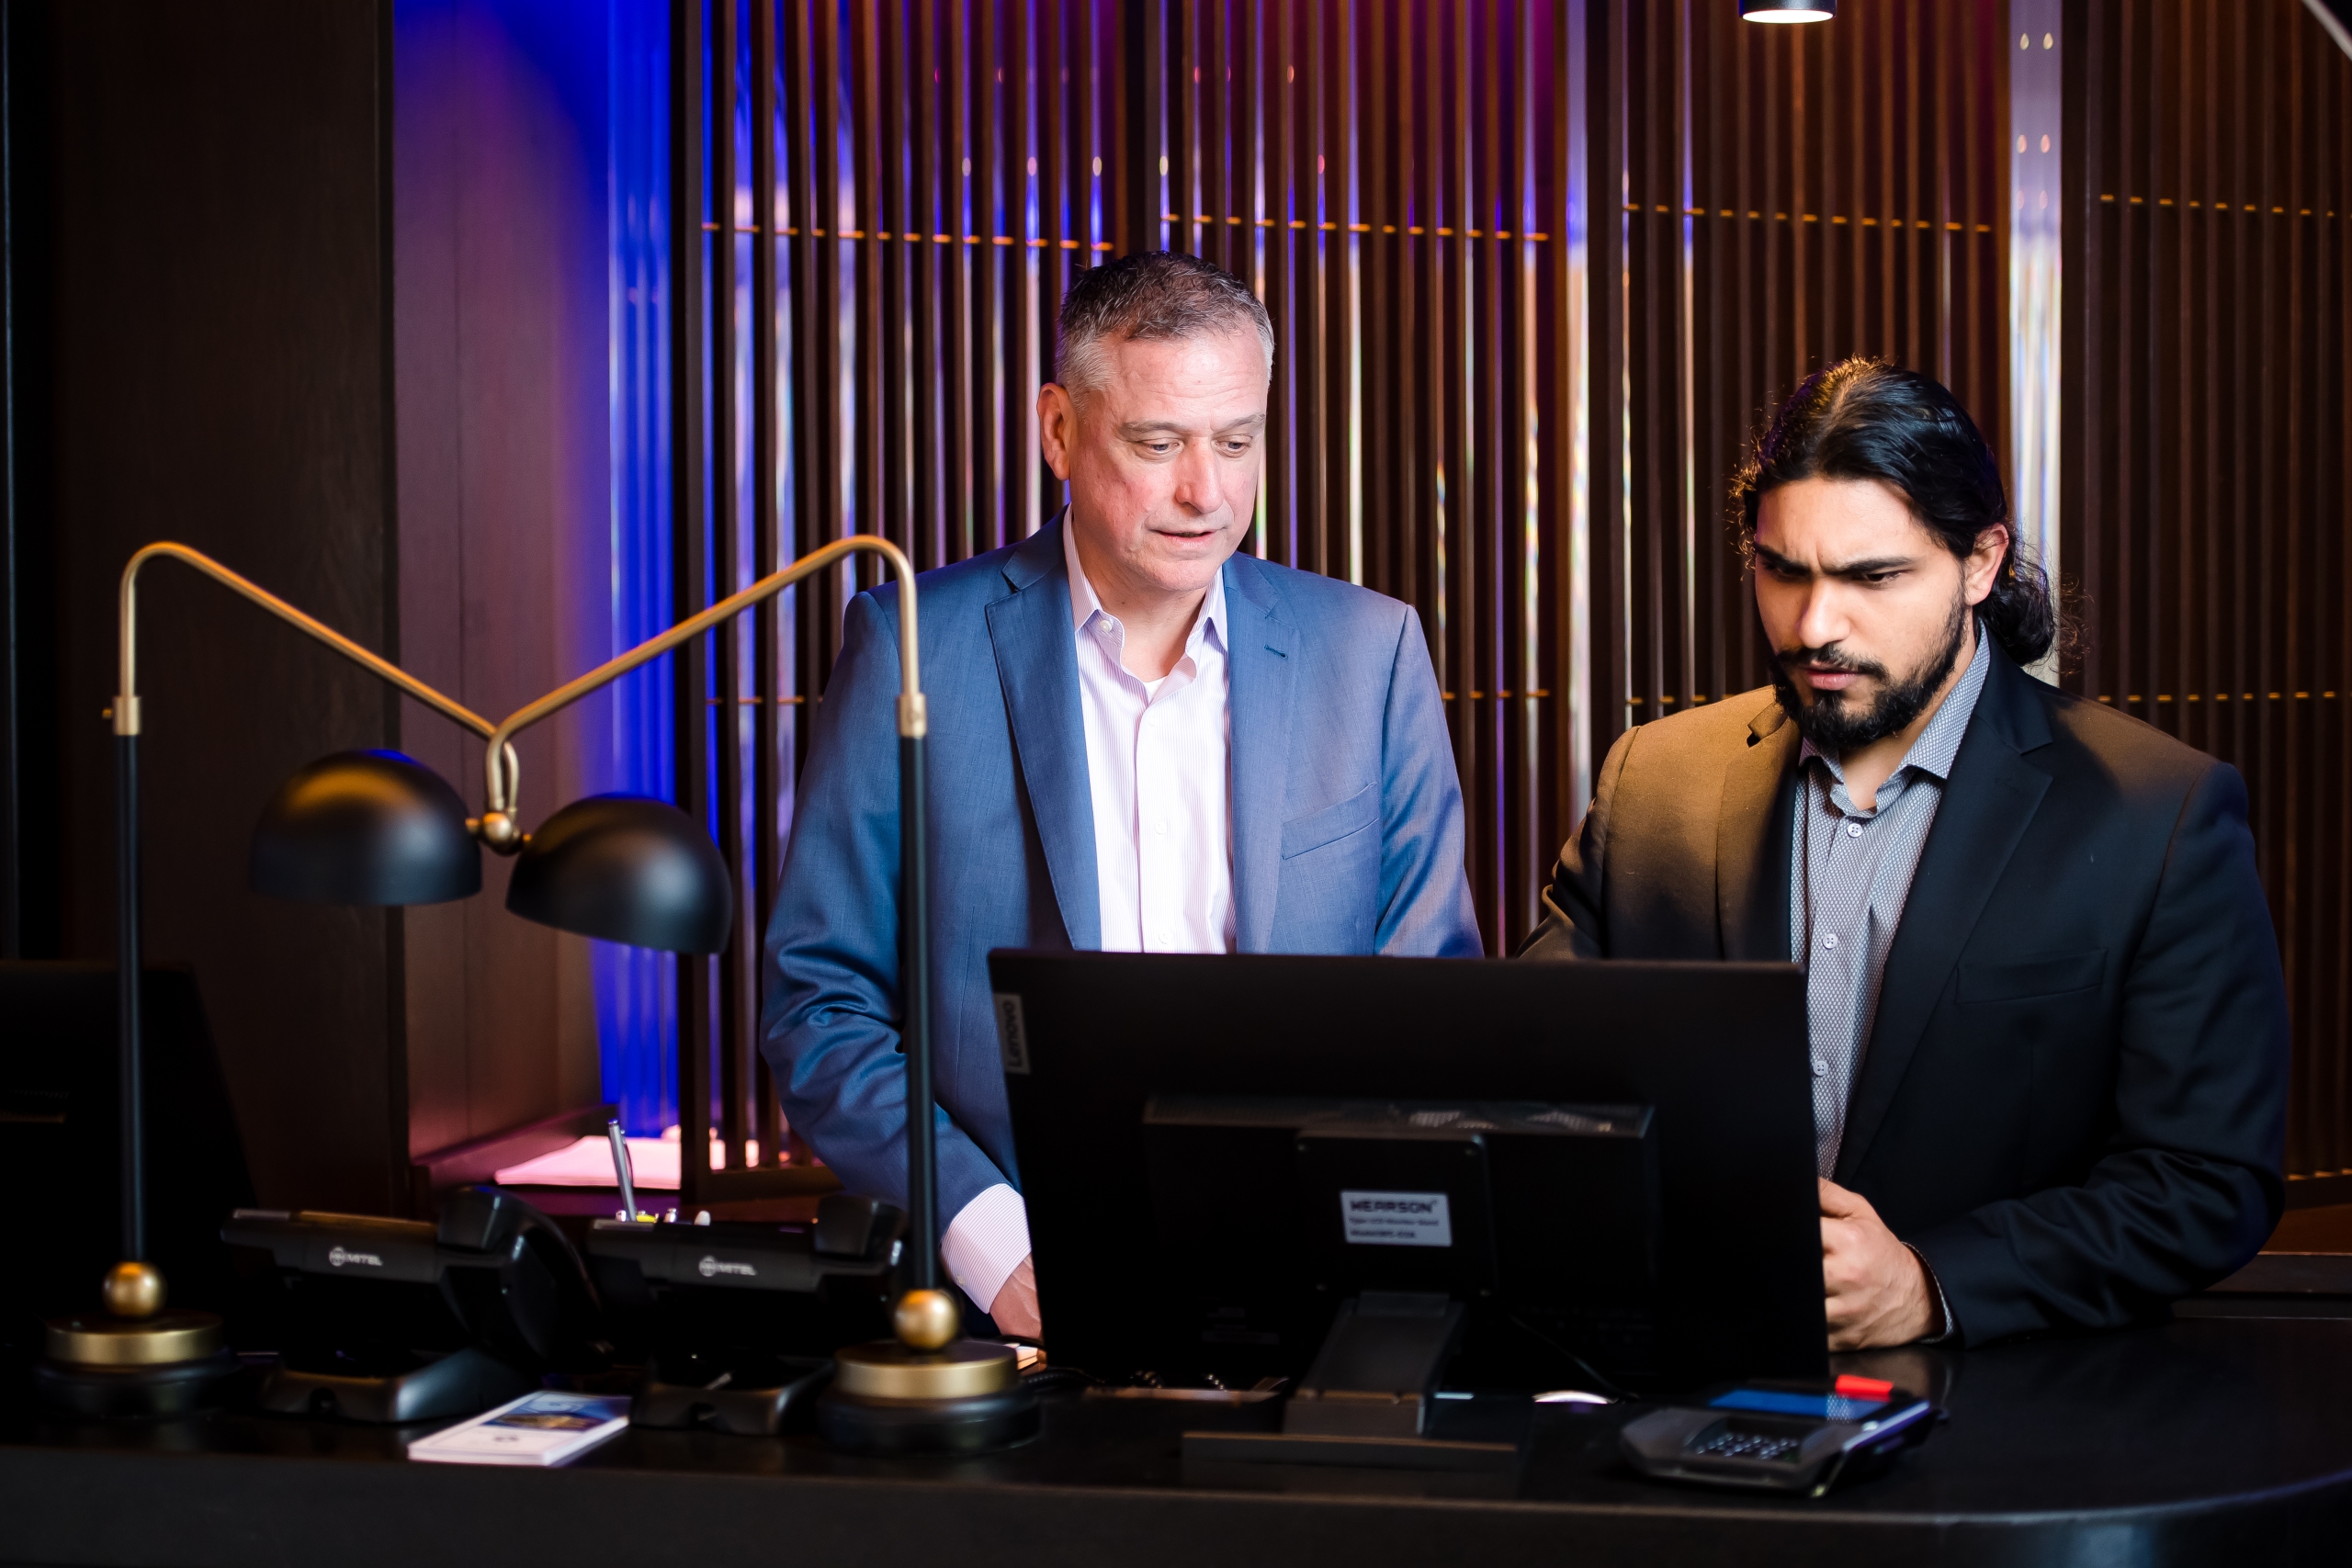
1770, 595, 1970, 754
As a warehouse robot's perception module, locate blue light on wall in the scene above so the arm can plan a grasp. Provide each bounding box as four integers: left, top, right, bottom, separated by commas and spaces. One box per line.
601, 0, 678, 1135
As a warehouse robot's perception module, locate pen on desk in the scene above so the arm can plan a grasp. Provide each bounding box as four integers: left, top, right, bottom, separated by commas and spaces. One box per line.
606, 1119, 639, 1222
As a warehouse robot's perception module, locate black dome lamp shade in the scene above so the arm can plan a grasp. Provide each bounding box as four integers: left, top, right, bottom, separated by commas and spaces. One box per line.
504, 794, 733, 954
250, 750, 482, 905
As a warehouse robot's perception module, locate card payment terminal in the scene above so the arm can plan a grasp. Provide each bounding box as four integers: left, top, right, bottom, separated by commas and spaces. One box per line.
1619, 1374, 1939, 1496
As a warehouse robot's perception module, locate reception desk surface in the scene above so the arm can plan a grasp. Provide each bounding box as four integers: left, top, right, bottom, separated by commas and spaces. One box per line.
5, 1314, 2348, 1567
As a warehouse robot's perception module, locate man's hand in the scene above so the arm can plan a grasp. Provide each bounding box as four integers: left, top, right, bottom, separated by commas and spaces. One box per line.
989, 1255, 1043, 1340
1821, 1179, 1936, 1349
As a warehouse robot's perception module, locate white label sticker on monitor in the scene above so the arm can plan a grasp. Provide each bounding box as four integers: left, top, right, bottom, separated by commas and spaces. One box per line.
1339, 1190, 1453, 1247
992, 993, 1030, 1075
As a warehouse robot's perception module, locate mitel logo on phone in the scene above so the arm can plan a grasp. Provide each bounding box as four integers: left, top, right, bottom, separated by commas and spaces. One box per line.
697, 1255, 756, 1279
326, 1246, 384, 1269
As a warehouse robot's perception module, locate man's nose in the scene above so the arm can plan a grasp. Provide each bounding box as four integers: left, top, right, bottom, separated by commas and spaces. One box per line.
1169, 442, 1219, 514
1795, 581, 1851, 651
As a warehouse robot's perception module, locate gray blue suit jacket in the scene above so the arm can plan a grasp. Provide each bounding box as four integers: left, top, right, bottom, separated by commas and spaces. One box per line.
761, 518, 1482, 1224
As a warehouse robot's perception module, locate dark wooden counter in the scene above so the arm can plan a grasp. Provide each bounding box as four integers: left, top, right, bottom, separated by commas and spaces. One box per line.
6, 1314, 2351, 1566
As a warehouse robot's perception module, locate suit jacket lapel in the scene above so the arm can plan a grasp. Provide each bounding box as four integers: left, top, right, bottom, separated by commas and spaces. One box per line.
983, 519, 1101, 951
1835, 647, 2055, 1182
1224, 554, 1295, 953
1718, 700, 1800, 962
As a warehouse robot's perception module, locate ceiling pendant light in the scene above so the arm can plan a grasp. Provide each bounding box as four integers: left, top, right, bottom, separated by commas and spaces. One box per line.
1741, 0, 1836, 21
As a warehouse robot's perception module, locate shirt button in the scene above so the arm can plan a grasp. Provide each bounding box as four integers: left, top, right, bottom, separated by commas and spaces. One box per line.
1823, 933, 1839, 950
1846, 821, 1863, 838
1153, 818, 1169, 837
1812, 1058, 1828, 1077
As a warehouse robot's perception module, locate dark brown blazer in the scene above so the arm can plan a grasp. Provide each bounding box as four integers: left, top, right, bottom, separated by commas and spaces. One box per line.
1523, 641, 2289, 1346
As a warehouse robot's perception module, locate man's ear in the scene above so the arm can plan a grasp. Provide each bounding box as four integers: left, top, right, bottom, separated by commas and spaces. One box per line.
1962, 525, 2009, 607
1037, 382, 1078, 481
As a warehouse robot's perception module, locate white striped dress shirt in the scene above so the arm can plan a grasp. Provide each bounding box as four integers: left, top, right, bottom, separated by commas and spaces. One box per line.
940, 524, 1237, 1318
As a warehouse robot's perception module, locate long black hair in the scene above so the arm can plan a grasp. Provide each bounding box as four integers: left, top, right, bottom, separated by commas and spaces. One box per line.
1730, 358, 2058, 668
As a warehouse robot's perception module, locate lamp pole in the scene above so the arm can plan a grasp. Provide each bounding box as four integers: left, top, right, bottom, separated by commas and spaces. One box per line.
114, 723, 141, 1262
899, 690, 936, 1298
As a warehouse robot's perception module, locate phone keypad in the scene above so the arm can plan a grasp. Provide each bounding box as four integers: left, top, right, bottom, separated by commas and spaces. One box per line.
1689, 1428, 1803, 1463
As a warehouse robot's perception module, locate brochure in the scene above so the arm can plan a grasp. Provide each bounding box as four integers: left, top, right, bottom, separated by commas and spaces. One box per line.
407, 1390, 631, 1467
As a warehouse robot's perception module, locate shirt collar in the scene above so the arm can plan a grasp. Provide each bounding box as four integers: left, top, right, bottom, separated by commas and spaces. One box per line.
1061, 513, 1227, 654
1799, 617, 1992, 785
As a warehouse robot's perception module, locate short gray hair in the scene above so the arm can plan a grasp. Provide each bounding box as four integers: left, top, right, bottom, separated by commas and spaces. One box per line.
1054, 251, 1273, 402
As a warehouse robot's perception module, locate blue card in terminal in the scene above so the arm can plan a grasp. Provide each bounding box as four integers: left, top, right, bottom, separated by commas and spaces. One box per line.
1709, 1387, 1892, 1422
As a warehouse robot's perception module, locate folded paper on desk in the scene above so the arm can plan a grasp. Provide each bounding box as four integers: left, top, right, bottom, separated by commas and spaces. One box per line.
407, 1391, 630, 1467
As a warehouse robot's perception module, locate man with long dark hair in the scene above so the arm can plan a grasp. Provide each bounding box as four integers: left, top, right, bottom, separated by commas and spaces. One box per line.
1525, 359, 2288, 1350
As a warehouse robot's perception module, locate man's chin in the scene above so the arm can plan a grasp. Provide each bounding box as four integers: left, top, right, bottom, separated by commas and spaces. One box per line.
1798, 682, 1878, 717
1138, 536, 1238, 584
1770, 671, 1888, 750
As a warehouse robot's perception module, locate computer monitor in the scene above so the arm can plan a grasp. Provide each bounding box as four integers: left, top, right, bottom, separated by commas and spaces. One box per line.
989, 953, 1825, 1393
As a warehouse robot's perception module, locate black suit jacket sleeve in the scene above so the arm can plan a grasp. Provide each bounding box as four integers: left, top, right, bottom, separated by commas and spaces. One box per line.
1908, 758, 2288, 1345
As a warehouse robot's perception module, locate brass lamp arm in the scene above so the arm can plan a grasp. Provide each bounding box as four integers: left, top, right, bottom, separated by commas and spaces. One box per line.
115, 542, 517, 798
479, 535, 922, 829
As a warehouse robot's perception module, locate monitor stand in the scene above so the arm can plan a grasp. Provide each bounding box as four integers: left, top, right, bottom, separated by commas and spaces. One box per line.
1180, 1293, 1521, 1472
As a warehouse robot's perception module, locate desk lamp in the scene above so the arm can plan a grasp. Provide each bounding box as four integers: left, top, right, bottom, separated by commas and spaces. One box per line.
50, 537, 1024, 1445
465, 535, 1034, 1453
38, 544, 505, 1418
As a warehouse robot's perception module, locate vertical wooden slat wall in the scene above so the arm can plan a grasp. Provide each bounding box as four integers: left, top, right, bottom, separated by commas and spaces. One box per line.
2068, 0, 2352, 1187
1150, 0, 1567, 953
1595, 0, 2006, 764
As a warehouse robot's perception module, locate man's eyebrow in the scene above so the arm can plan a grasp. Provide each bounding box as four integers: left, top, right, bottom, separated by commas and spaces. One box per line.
1753, 544, 1922, 579
1116, 413, 1268, 439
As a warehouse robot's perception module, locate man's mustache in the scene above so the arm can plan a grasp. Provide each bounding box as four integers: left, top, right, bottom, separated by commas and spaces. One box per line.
1775, 645, 1892, 682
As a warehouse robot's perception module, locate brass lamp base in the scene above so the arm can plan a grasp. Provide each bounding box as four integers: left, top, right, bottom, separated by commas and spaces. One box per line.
35, 1310, 239, 1421
33, 1263, 240, 1421
815, 1338, 1039, 1455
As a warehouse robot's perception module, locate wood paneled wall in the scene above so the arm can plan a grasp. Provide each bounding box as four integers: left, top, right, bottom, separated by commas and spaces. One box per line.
43, 0, 411, 1213
2066, 0, 2352, 1185
1595, 0, 2007, 741
1146, 0, 1566, 950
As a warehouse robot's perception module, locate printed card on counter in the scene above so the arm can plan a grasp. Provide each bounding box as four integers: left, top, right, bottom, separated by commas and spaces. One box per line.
407, 1391, 631, 1467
